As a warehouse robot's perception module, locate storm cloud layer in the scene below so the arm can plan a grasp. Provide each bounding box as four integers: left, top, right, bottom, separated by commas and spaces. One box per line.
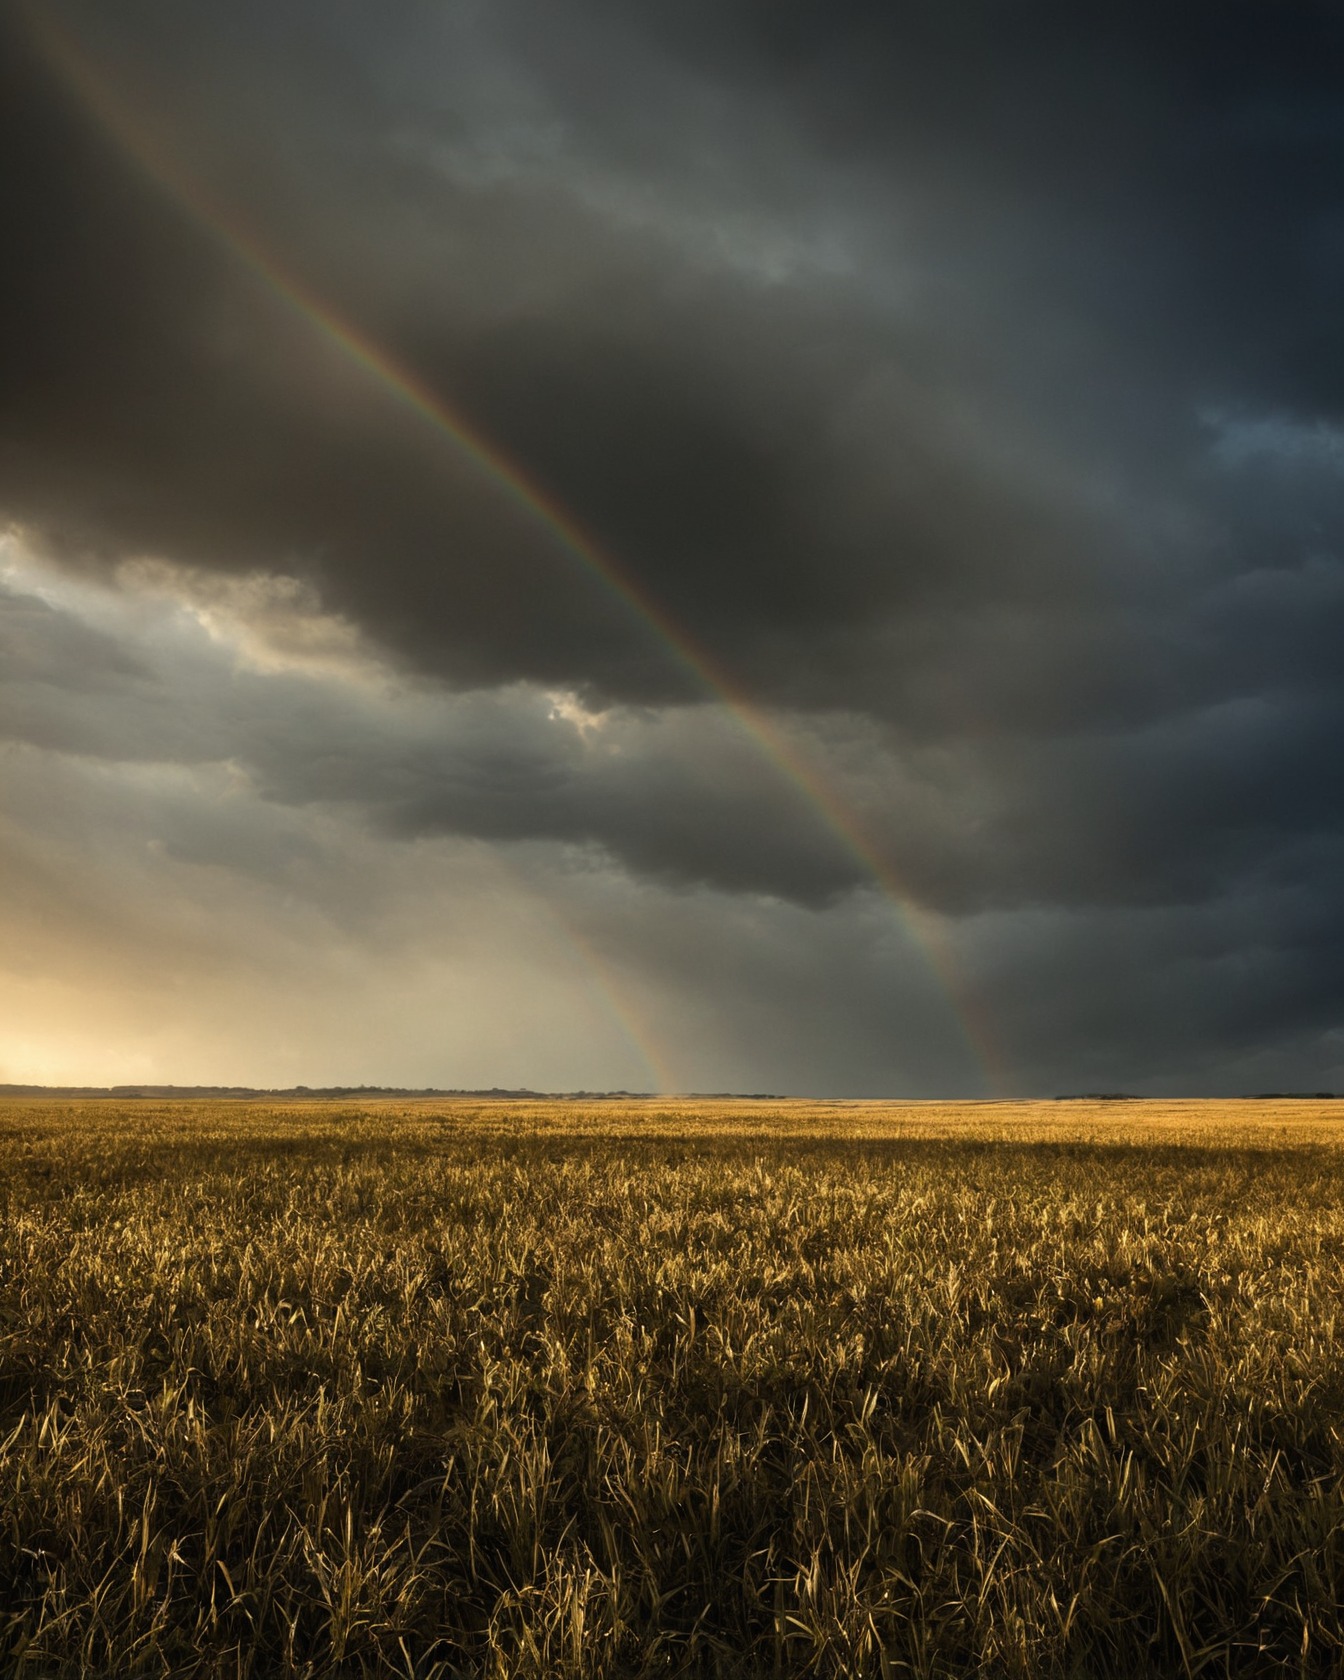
2, 0, 1342, 1092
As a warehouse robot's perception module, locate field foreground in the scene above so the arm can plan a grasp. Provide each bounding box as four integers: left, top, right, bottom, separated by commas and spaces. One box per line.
3, 1096, 1344, 1676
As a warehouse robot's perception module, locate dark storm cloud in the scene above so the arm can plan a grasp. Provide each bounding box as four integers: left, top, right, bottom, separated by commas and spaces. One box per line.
969, 880, 1344, 1097
3, 0, 1344, 1088
0, 0, 1337, 713
0, 2, 1192, 704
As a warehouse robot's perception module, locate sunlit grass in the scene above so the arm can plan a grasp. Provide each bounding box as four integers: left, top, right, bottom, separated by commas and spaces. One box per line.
2, 1096, 1344, 1675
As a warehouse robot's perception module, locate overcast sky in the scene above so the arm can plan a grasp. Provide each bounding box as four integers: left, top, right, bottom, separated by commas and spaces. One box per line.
3, 0, 1342, 1094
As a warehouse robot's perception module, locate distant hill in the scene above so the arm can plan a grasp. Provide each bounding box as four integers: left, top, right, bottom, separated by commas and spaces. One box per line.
1054, 1090, 1339, 1101
1247, 1091, 1339, 1100
1053, 1092, 1141, 1101
0, 1083, 657, 1100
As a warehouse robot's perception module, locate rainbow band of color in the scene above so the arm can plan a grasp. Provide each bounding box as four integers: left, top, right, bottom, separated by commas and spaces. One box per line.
24, 6, 1002, 1094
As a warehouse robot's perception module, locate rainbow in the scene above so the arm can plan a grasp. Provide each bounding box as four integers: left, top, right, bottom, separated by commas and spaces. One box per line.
23, 9, 1002, 1094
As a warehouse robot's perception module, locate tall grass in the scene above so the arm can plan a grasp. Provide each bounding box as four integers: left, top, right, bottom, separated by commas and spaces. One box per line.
2, 1098, 1344, 1675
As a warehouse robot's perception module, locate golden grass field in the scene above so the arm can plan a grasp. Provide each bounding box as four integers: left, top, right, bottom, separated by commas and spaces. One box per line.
3, 1095, 1344, 1676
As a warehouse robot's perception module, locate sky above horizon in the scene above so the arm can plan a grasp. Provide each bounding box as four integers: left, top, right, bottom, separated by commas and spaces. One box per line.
3, 0, 1343, 1095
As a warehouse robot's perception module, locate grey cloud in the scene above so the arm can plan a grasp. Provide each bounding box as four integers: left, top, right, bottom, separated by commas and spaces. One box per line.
0, 562, 864, 902
7, 554, 1343, 939
2, 0, 1343, 1089
967, 886, 1344, 1096
4, 550, 1343, 1093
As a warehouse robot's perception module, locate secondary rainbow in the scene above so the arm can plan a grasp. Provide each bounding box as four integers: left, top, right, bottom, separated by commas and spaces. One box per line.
26, 9, 1003, 1093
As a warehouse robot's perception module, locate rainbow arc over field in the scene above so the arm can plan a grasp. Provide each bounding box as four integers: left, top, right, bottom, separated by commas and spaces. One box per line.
28, 10, 1001, 1095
